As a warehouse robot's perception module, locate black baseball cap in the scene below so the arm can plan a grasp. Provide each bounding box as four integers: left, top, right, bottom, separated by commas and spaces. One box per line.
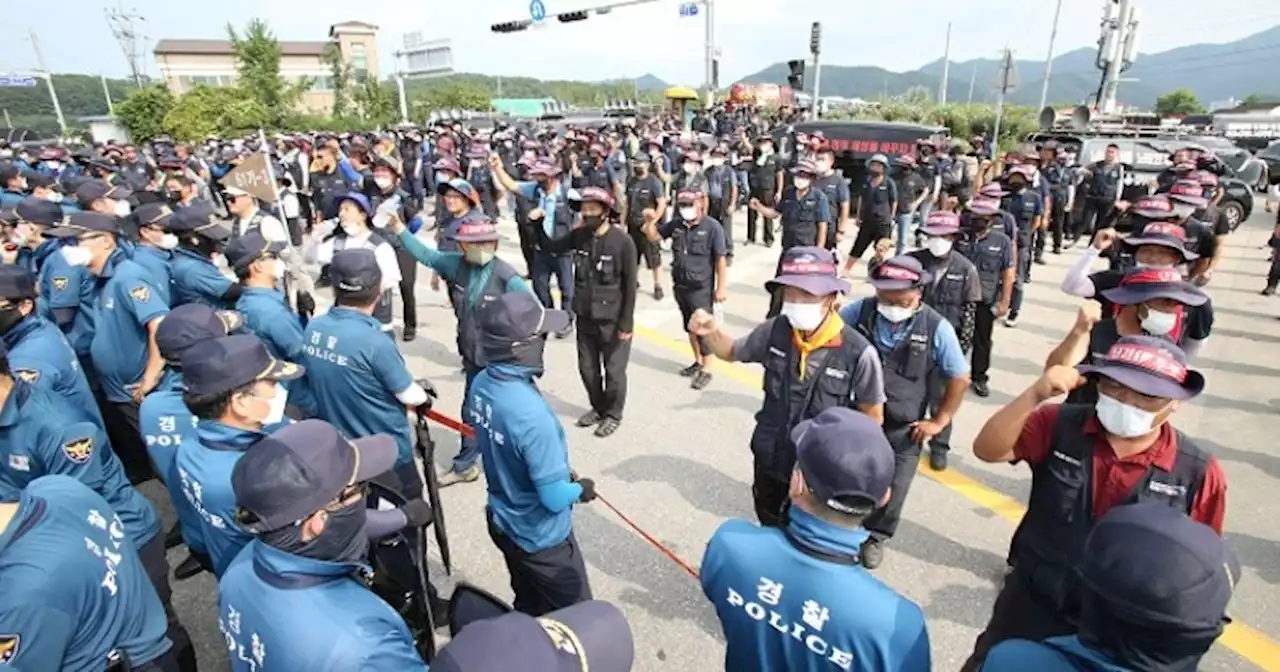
135, 203, 176, 230
477, 291, 571, 357
232, 419, 398, 533
44, 212, 120, 239
156, 304, 244, 362
224, 230, 286, 272
180, 334, 304, 397
0, 164, 20, 184
15, 197, 63, 227
25, 172, 61, 191
168, 201, 231, 240
434, 599, 635, 672
791, 407, 895, 512
331, 249, 382, 293
75, 179, 131, 207
0, 265, 37, 300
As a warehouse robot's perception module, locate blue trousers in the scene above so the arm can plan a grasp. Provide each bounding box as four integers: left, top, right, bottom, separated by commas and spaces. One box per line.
532, 250, 574, 310
895, 213, 916, 256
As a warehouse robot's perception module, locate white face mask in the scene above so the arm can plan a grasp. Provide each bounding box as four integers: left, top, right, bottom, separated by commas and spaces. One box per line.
926, 236, 953, 257
114, 201, 131, 217
1095, 393, 1159, 438
781, 301, 826, 331
793, 177, 811, 190
464, 246, 495, 266
1140, 305, 1178, 336
877, 303, 915, 323
373, 176, 393, 190
679, 206, 699, 221
272, 259, 287, 280
1171, 203, 1196, 219
60, 244, 93, 267
45, 161, 62, 172
682, 163, 698, 175
340, 220, 365, 237
157, 233, 179, 250
1133, 261, 1176, 271
262, 383, 289, 426
41, 192, 63, 203
710, 157, 726, 168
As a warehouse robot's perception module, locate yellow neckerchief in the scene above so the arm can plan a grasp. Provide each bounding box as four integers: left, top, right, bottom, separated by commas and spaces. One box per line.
791, 312, 845, 381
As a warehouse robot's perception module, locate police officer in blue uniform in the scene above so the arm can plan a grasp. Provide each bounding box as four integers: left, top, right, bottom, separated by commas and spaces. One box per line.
0, 476, 192, 671
0, 165, 25, 208
225, 230, 305, 362
167, 201, 240, 308
391, 215, 531, 485
959, 199, 1016, 398
220, 420, 428, 671
1001, 165, 1044, 328
701, 407, 931, 672
470, 290, 597, 615
300, 250, 435, 497
174, 334, 305, 576
660, 189, 729, 390
130, 202, 179, 306
13, 198, 98, 373
838, 256, 971, 568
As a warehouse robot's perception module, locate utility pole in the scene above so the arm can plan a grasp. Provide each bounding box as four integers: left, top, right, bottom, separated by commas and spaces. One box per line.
938, 22, 951, 104
703, 0, 716, 108
967, 65, 977, 104
105, 3, 147, 87
1038, 0, 1064, 111
29, 29, 67, 135
1097, 0, 1139, 114
496, 76, 503, 99
100, 74, 115, 115
992, 48, 1016, 154
2, 109, 11, 129
810, 22, 822, 118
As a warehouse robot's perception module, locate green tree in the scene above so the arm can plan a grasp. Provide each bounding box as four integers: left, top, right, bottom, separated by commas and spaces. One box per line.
409, 81, 492, 120
227, 19, 307, 127
1154, 88, 1205, 116
115, 84, 175, 142
1240, 93, 1274, 107
163, 86, 268, 140
323, 43, 353, 119
353, 80, 400, 127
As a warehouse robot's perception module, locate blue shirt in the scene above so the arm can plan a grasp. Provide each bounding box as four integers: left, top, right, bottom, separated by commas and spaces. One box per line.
129, 244, 174, 306
0, 383, 160, 549
0, 190, 25, 208
701, 508, 931, 672
301, 308, 415, 466
982, 635, 1131, 672
512, 179, 567, 237
3, 314, 104, 428
219, 541, 427, 672
468, 363, 575, 553
236, 287, 305, 361
139, 377, 203, 552
173, 421, 269, 577
0, 476, 172, 671
838, 298, 969, 378
90, 249, 170, 403
398, 230, 530, 306
35, 240, 97, 357
169, 247, 232, 308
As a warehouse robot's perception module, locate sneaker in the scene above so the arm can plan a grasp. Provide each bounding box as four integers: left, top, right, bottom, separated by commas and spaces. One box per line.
971, 380, 990, 397
439, 465, 481, 487
1033, 255, 1046, 265
679, 362, 701, 377
1263, 285, 1277, 297
654, 286, 665, 301
402, 330, 417, 343
1004, 316, 1018, 328
554, 321, 575, 340
576, 410, 603, 427
594, 417, 621, 437
860, 538, 885, 569
929, 449, 948, 471
691, 369, 713, 390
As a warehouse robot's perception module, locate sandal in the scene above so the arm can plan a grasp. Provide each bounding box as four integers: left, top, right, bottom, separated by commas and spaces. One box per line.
594, 417, 621, 437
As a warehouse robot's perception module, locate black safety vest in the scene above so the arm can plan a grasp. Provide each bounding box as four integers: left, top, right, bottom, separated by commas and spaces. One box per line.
1002, 191, 1040, 242
333, 232, 394, 326
625, 176, 662, 227
909, 250, 975, 331
1087, 161, 1123, 201
451, 259, 520, 369
571, 231, 627, 323
532, 183, 574, 253
705, 166, 735, 205
580, 164, 613, 192
670, 217, 718, 288
815, 174, 846, 249
748, 318, 872, 480
959, 230, 1013, 305
854, 300, 941, 427
780, 187, 823, 250
1010, 404, 1210, 616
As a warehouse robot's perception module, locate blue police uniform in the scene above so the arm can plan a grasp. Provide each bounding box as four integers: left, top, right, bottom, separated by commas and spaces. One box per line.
0, 476, 172, 671
34, 240, 97, 359
172, 421, 271, 577
139, 378, 204, 554
218, 540, 428, 671
169, 247, 232, 308
981, 635, 1128, 671
701, 507, 931, 671
129, 244, 174, 306
0, 382, 160, 549
0, 189, 25, 209
90, 249, 170, 403
236, 286, 305, 361
3, 314, 104, 427
301, 308, 415, 468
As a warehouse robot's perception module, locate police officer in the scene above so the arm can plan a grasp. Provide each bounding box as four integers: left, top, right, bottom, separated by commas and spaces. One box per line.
131, 203, 178, 306
75, 179, 133, 220
167, 201, 242, 308
704, 146, 739, 262
318, 193, 401, 332
837, 256, 971, 568
437, 598, 635, 670
966, 337, 1228, 669
225, 230, 306, 362
700, 408, 931, 671
301, 250, 436, 496
220, 420, 429, 671
958, 199, 1016, 398
813, 146, 851, 252
909, 211, 982, 471
0, 476, 194, 670
745, 134, 783, 247
0, 165, 25, 207
365, 156, 423, 341
688, 247, 885, 526
536, 188, 638, 437
490, 157, 576, 325
1001, 165, 1043, 328
659, 189, 728, 390
1075, 143, 1124, 241
470, 290, 597, 615
981, 503, 1239, 672
624, 153, 668, 300
840, 154, 897, 277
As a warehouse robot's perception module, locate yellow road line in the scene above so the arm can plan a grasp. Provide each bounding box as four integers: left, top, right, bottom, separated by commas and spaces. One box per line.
629, 322, 1280, 671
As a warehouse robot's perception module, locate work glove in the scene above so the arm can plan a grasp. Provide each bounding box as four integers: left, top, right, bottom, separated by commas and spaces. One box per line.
414, 378, 439, 415
296, 291, 315, 318
576, 477, 598, 503
401, 498, 434, 528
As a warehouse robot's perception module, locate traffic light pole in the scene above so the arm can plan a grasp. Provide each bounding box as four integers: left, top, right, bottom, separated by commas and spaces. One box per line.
811, 49, 822, 117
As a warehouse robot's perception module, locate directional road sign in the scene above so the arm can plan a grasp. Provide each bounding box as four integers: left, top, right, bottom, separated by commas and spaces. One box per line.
0, 76, 38, 88
679, 2, 699, 17
530, 0, 547, 22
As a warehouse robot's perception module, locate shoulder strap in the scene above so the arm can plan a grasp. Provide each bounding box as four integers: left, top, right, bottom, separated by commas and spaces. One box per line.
491, 259, 519, 284
854, 300, 877, 341
1049, 404, 1093, 460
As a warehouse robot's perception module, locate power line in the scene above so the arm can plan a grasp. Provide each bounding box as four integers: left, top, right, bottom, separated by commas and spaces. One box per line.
104, 2, 147, 87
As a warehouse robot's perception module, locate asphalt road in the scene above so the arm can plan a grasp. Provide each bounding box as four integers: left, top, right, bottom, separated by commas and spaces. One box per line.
142, 199, 1280, 671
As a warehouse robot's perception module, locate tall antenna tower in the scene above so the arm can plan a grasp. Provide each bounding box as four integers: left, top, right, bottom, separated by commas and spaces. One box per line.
105, 2, 147, 86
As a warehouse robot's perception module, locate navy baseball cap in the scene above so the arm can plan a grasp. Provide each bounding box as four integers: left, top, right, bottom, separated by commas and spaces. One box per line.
1123, 221, 1199, 262
168, 201, 230, 240
0, 164, 19, 184
335, 191, 373, 217
1078, 334, 1205, 401
869, 255, 931, 291
791, 407, 895, 512
1100, 267, 1208, 308
180, 334, 304, 397
766, 246, 848, 297
224, 230, 286, 272
75, 179, 131, 207
478, 291, 571, 352
44, 212, 120, 238
135, 203, 176, 230
1080, 502, 1239, 634
26, 172, 60, 191
0, 265, 37, 300
156, 304, 243, 362
232, 419, 398, 533
434, 599, 635, 672
15, 197, 63, 227
331, 249, 382, 293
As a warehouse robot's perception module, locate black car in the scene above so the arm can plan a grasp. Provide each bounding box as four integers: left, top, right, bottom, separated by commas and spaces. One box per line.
1256, 142, 1280, 186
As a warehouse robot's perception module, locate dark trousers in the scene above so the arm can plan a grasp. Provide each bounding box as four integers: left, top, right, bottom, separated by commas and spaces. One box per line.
517, 220, 538, 275
104, 399, 152, 483
1267, 246, 1280, 287
138, 533, 198, 671
395, 247, 418, 334
752, 459, 789, 528
1035, 197, 1066, 255
926, 373, 954, 455
486, 510, 592, 616
452, 365, 482, 474
960, 571, 1075, 671
971, 305, 997, 384
1009, 243, 1031, 318
863, 425, 923, 541
746, 190, 776, 245
393, 460, 425, 501
708, 201, 735, 257
1077, 198, 1113, 238
575, 319, 631, 420
532, 251, 574, 310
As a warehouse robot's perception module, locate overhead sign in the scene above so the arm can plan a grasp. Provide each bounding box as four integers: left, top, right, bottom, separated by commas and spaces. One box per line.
679, 2, 699, 17
218, 152, 278, 203
530, 0, 546, 22
400, 34, 454, 78
0, 76, 37, 88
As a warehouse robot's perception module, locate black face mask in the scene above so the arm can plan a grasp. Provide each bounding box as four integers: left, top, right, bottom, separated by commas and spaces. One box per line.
260, 498, 369, 564
584, 215, 605, 230
0, 304, 26, 336
1009, 182, 1026, 192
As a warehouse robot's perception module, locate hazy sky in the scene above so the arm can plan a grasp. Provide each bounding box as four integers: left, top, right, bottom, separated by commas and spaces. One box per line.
3, 0, 1277, 85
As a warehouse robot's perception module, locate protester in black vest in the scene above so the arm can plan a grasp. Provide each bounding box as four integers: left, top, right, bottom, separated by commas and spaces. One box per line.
958, 200, 1016, 398
688, 247, 885, 526
1074, 143, 1124, 241
704, 146, 739, 264
658, 190, 728, 391
837, 256, 971, 569
624, 155, 667, 300
966, 336, 1227, 670
365, 156, 422, 341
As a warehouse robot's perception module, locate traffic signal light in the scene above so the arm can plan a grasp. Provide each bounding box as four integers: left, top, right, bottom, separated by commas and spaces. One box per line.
810, 22, 822, 54
558, 10, 590, 22
787, 59, 806, 91
491, 20, 531, 33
